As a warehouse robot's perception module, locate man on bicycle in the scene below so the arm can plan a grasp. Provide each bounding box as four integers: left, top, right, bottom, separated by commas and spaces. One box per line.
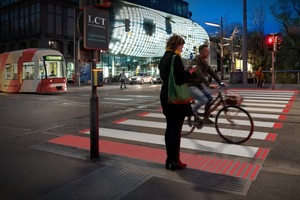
188, 44, 224, 124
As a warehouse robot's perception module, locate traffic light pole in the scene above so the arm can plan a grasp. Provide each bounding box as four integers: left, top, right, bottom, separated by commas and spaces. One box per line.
271, 51, 275, 90
90, 50, 99, 159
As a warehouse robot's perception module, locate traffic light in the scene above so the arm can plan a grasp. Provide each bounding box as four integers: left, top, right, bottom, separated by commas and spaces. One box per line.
276, 33, 282, 51
125, 18, 130, 32
266, 34, 274, 51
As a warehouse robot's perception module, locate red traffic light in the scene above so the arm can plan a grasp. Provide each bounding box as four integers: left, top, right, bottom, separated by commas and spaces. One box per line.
266, 34, 275, 51
267, 37, 274, 44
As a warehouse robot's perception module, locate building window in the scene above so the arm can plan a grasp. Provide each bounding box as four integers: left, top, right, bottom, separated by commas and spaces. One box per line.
9, 43, 16, 51
49, 40, 63, 53
66, 8, 74, 37
67, 41, 74, 58
47, 4, 63, 36
29, 40, 38, 48
18, 42, 27, 50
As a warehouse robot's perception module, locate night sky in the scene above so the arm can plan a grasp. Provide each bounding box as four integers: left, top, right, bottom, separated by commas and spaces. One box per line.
186, 0, 280, 35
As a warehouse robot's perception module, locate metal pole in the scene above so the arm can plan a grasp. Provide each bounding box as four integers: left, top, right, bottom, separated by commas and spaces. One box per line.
73, 8, 76, 86
220, 17, 224, 80
80, 0, 100, 159
272, 51, 275, 90
242, 0, 248, 84
90, 50, 99, 159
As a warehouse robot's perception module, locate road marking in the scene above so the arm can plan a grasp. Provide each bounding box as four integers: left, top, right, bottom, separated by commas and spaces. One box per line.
104, 98, 133, 101
137, 113, 276, 128
242, 99, 289, 104
114, 118, 273, 140
242, 102, 285, 108
81, 127, 266, 159
47, 135, 261, 180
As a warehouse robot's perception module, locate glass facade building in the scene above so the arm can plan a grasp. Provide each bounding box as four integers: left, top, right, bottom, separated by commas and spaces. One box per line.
0, 0, 209, 81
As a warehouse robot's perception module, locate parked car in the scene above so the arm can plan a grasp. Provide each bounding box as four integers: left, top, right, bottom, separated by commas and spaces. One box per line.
129, 73, 153, 85
150, 75, 162, 84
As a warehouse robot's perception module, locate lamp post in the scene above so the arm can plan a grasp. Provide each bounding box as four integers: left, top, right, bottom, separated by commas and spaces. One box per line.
205, 17, 224, 80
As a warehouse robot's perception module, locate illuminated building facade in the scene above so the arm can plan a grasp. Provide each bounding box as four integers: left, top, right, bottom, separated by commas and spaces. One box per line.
0, 0, 209, 80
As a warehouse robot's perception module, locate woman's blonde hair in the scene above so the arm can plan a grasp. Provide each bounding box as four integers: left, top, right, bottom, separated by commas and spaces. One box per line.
166, 34, 185, 51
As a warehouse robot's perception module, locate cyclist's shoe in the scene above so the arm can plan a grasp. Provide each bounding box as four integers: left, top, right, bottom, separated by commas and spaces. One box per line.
194, 117, 203, 129
203, 117, 214, 125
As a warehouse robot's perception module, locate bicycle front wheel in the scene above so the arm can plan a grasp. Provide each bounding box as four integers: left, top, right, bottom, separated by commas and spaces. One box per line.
181, 116, 195, 136
215, 105, 254, 144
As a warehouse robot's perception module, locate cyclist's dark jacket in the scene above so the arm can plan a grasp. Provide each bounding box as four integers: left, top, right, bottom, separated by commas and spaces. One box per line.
159, 50, 193, 117
188, 55, 222, 89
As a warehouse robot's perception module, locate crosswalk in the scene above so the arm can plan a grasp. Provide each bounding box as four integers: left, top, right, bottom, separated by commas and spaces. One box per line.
48, 89, 298, 181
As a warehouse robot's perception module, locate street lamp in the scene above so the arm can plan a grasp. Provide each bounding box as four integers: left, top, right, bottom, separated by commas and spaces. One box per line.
205, 17, 224, 80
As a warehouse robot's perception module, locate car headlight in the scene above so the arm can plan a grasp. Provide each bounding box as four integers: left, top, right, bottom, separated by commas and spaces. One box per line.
153, 78, 157, 81
137, 77, 141, 80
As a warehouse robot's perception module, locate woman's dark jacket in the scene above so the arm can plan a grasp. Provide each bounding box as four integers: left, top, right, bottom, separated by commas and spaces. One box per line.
158, 50, 193, 117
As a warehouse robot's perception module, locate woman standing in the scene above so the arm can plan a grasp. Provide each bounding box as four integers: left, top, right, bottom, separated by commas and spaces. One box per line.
158, 34, 193, 171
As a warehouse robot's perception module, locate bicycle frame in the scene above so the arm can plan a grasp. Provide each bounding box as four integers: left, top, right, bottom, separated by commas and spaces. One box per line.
205, 90, 227, 116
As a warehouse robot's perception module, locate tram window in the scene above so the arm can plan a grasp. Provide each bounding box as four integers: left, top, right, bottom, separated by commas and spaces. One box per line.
23, 62, 34, 80
45, 61, 64, 78
12, 63, 18, 79
5, 64, 11, 80
38, 61, 45, 79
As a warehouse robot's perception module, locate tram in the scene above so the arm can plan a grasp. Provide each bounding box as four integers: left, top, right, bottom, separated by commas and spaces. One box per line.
0, 48, 67, 93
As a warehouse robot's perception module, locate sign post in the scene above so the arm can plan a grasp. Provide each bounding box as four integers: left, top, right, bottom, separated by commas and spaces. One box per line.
83, 5, 109, 159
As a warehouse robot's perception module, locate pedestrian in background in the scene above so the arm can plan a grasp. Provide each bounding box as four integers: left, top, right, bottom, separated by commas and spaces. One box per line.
158, 34, 193, 171
120, 69, 127, 89
256, 65, 265, 88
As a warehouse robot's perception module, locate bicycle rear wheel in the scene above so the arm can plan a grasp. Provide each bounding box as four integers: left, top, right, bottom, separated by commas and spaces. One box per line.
215, 105, 254, 144
181, 116, 195, 136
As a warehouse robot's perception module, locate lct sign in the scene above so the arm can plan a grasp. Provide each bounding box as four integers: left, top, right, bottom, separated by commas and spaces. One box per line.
84, 6, 109, 50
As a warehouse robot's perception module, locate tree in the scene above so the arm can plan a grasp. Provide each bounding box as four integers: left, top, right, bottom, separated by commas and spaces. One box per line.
270, 0, 300, 69
247, 5, 269, 69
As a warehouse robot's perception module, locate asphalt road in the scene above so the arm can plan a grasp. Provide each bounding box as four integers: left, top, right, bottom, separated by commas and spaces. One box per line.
0, 83, 299, 200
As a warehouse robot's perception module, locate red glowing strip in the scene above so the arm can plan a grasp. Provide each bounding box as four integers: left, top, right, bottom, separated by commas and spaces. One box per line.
137, 112, 150, 116
207, 158, 223, 172
201, 157, 217, 171
278, 115, 287, 120
195, 157, 211, 170
282, 109, 290, 113
228, 161, 241, 175
221, 160, 234, 174
273, 122, 283, 129
235, 162, 247, 177
112, 118, 128, 124
242, 164, 253, 179
265, 133, 277, 141
249, 164, 261, 180
214, 160, 228, 173
79, 128, 90, 134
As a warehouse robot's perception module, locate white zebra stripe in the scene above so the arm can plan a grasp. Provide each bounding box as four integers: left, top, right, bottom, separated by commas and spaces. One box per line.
82, 127, 260, 158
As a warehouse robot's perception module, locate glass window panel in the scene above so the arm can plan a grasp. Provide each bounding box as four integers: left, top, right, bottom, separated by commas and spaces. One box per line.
36, 12, 40, 34
23, 62, 35, 80
48, 4, 54, 12
55, 15, 62, 35
5, 64, 11, 80
56, 5, 62, 14
47, 13, 54, 34
12, 63, 18, 79
36, 3, 40, 13
67, 17, 74, 36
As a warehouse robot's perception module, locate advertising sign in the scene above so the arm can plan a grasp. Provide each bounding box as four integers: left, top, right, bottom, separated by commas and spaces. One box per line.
83, 6, 109, 50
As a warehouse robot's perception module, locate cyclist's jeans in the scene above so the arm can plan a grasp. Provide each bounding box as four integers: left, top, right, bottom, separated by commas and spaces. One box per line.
201, 87, 213, 113
189, 86, 208, 115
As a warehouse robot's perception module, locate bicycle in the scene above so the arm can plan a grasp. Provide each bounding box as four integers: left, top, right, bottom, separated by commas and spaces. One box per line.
182, 86, 254, 144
